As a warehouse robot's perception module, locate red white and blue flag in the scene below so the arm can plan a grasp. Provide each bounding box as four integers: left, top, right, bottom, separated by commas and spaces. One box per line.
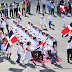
61, 23, 72, 37
3, 30, 18, 50
17, 11, 21, 17
60, 5, 67, 13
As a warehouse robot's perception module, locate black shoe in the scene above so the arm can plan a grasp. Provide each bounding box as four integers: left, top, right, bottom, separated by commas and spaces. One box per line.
33, 62, 36, 65
49, 27, 51, 28
51, 63, 54, 64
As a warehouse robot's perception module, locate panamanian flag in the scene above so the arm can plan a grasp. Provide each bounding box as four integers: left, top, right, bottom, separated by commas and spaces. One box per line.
3, 30, 18, 50
60, 5, 67, 13
61, 23, 72, 37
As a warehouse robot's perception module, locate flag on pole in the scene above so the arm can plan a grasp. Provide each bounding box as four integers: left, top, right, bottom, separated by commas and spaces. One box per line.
60, 5, 67, 13
3, 30, 18, 50
61, 23, 72, 37
2, 13, 6, 20
17, 11, 21, 17
35, 41, 47, 50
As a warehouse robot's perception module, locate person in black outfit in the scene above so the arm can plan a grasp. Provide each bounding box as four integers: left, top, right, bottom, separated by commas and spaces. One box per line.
36, 0, 40, 13
33, 41, 43, 65
67, 36, 72, 63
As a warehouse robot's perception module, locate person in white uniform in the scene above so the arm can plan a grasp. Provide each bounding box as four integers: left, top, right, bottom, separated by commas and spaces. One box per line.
40, 13, 46, 29
16, 42, 24, 63
67, 36, 72, 63
61, 12, 65, 28
0, 21, 4, 34
6, 45, 12, 59
17, 16, 22, 25
22, 41, 32, 64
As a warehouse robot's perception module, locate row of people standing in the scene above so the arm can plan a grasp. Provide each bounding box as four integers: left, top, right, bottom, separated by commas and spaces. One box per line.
36, 0, 55, 15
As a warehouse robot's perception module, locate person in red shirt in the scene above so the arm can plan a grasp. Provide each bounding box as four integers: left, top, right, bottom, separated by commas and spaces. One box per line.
26, 0, 31, 14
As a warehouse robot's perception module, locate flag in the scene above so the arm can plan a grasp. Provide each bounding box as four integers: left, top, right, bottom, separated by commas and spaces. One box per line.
61, 23, 72, 37
17, 11, 21, 17
3, 30, 18, 51
60, 5, 67, 13
2, 13, 5, 20
35, 41, 47, 50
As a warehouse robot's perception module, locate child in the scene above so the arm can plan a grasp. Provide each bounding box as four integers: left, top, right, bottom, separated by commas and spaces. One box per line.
51, 41, 58, 65
40, 13, 46, 29
17, 16, 22, 25
47, 13, 54, 28
0, 21, 4, 34
33, 41, 44, 65
61, 12, 65, 28
0, 30, 4, 51
6, 45, 12, 59
5, 17, 10, 33
22, 41, 32, 64
16, 42, 23, 63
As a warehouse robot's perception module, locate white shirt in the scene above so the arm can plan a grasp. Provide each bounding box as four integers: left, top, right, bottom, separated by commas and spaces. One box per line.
47, 1, 51, 6
5, 19, 10, 25
17, 18, 22, 25
13, 4, 17, 8
48, 15, 52, 21
51, 3, 55, 9
67, 41, 72, 49
0, 35, 4, 41
41, 0, 46, 5
0, 23, 4, 28
61, 14, 64, 18
17, 45, 22, 54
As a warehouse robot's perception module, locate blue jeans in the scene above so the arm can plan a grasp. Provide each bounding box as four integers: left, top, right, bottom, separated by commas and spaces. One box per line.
51, 8, 54, 15
0, 42, 1, 51
51, 53, 58, 63
16, 54, 21, 62
71, 9, 72, 16
49, 21, 54, 27
27, 6, 30, 13
48, 6, 51, 13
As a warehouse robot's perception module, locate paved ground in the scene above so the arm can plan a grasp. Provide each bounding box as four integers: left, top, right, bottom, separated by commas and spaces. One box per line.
0, 0, 72, 72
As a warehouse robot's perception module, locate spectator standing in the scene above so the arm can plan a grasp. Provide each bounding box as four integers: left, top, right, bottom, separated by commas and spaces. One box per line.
51, 1, 55, 16
9, 3, 13, 18
22, 1, 26, 16
36, 0, 40, 13
5, 3, 8, 17
47, 0, 51, 13
26, 0, 31, 14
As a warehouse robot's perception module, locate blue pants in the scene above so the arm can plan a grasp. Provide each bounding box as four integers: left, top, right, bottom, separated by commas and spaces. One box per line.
49, 21, 54, 27
51, 53, 58, 63
16, 54, 21, 62
27, 6, 30, 13
51, 8, 54, 15
0, 42, 1, 51
6, 25, 9, 33
48, 6, 51, 13
71, 9, 72, 16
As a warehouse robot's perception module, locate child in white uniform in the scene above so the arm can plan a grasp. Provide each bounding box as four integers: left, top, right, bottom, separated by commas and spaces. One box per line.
6, 45, 12, 59
40, 13, 46, 29
22, 41, 32, 64
61, 12, 65, 28
16, 42, 24, 63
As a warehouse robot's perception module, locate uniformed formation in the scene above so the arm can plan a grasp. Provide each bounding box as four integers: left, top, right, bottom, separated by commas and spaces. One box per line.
0, 0, 72, 67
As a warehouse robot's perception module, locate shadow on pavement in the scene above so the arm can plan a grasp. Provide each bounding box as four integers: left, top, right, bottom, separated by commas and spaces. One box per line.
54, 64, 63, 68
19, 63, 26, 68
40, 69, 55, 72
0, 56, 6, 63
26, 63, 36, 68
41, 64, 48, 69
8, 59, 16, 65
9, 68, 23, 72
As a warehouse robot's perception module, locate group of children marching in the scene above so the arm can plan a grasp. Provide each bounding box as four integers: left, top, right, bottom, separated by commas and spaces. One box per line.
6, 20, 58, 65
